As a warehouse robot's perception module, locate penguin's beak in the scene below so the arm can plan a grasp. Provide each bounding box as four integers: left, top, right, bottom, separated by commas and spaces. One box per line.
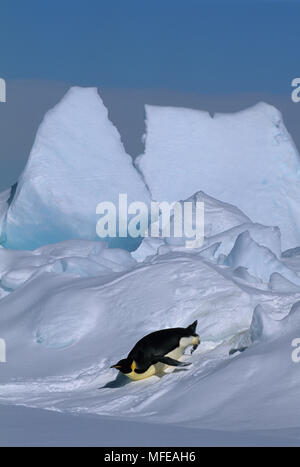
110, 364, 121, 369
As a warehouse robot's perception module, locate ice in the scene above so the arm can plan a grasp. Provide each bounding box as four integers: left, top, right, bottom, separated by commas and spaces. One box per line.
250, 301, 300, 343
138, 102, 300, 250
133, 191, 251, 262
269, 272, 300, 293
165, 191, 249, 246
225, 231, 300, 284
3, 87, 150, 251
1, 94, 300, 446
207, 223, 281, 259
0, 188, 12, 243
250, 304, 283, 342
282, 247, 300, 258
232, 266, 263, 286
175, 191, 251, 239
133, 192, 282, 263
0, 240, 136, 290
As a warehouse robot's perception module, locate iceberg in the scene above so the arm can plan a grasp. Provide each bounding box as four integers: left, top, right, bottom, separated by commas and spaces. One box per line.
0, 188, 12, 243
3, 87, 150, 251
138, 103, 300, 250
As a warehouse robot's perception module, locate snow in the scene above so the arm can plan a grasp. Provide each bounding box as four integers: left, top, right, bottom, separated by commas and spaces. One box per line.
138, 103, 300, 250
0, 240, 136, 292
0, 188, 11, 242
1, 196, 300, 445
133, 192, 282, 263
1, 89, 300, 446
2, 405, 299, 447
3, 87, 150, 251
225, 231, 300, 284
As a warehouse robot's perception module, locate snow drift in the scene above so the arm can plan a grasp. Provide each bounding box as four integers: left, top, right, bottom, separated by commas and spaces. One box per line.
1, 188, 300, 440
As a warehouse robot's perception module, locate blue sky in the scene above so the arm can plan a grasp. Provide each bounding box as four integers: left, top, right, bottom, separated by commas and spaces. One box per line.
0, 0, 299, 93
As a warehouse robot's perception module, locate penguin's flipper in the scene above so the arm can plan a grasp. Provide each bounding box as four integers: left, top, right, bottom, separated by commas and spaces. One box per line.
156, 356, 191, 367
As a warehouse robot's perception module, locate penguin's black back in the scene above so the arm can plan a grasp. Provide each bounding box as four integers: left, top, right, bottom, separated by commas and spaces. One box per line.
128, 323, 197, 371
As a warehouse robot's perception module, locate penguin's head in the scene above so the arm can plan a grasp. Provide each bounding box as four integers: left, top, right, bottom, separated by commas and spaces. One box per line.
110, 358, 136, 374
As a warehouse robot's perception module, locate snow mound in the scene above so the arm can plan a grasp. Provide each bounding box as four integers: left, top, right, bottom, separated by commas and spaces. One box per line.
250, 301, 300, 343
0, 239, 136, 291
0, 252, 253, 377
0, 246, 299, 433
3, 87, 150, 251
133, 192, 282, 263
269, 272, 300, 293
138, 102, 300, 250
250, 304, 283, 342
225, 231, 300, 284
178, 191, 250, 239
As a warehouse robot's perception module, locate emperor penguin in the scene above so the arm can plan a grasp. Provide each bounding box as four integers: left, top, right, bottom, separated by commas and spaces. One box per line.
110, 321, 200, 381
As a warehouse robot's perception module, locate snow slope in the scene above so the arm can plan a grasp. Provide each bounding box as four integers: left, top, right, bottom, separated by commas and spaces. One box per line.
1, 90, 300, 446
3, 87, 150, 251
137, 103, 300, 250
1, 194, 300, 445
3, 405, 300, 447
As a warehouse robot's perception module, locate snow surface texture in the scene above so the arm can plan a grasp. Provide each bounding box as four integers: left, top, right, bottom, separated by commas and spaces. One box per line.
137, 103, 300, 250
3, 87, 150, 251
1, 89, 300, 446
133, 191, 282, 263
1, 193, 300, 445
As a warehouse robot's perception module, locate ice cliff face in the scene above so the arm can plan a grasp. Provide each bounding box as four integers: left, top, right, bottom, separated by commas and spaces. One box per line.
3, 87, 150, 250
0, 188, 11, 240
137, 103, 300, 250
2, 89, 300, 252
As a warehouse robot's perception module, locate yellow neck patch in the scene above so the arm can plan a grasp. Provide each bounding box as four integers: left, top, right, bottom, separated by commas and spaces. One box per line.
131, 360, 137, 371
126, 364, 157, 381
